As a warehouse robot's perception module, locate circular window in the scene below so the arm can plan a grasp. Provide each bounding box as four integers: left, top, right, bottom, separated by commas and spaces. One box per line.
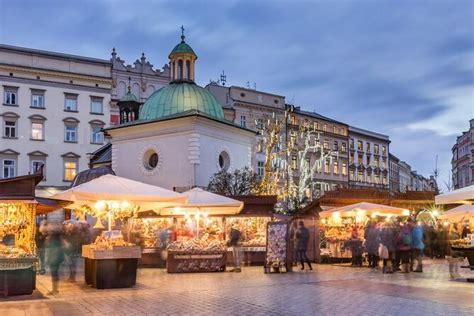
218, 151, 230, 171
143, 150, 159, 170
240, 93, 246, 97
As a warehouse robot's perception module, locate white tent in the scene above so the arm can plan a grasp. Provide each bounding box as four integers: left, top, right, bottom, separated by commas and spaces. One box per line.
160, 187, 243, 216
439, 204, 474, 221
51, 174, 186, 210
435, 185, 474, 205
319, 202, 410, 218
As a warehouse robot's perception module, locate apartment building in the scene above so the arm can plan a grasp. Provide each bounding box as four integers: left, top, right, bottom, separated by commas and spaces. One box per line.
348, 126, 390, 189
0, 45, 112, 188
452, 119, 474, 189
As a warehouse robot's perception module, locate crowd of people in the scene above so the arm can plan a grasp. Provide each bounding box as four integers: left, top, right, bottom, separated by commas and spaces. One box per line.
343, 218, 471, 278
35, 219, 92, 295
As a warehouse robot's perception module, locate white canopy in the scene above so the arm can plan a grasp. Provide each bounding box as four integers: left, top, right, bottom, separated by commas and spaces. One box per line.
51, 174, 186, 210
160, 187, 243, 216
439, 204, 474, 221
319, 202, 410, 218
435, 185, 474, 205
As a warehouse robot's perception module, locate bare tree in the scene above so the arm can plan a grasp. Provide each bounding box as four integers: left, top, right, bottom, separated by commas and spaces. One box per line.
207, 167, 257, 195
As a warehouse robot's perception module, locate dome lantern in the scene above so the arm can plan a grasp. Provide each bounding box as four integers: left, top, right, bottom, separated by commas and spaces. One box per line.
169, 26, 197, 83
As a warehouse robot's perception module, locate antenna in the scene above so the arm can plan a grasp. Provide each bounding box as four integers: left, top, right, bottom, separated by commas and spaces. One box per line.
433, 155, 439, 180
246, 81, 250, 89
220, 70, 227, 86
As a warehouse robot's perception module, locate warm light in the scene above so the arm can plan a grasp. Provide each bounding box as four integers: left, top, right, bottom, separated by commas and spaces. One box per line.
321, 218, 327, 225
443, 221, 449, 227
120, 201, 130, 210
432, 210, 439, 217
332, 211, 341, 218
95, 201, 107, 211
202, 211, 208, 218
110, 201, 120, 210
174, 206, 181, 214
402, 210, 410, 216
385, 217, 391, 222
371, 212, 379, 219
356, 209, 366, 217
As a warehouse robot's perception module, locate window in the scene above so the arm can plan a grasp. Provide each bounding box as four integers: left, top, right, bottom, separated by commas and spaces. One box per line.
323, 140, 329, 150
324, 159, 330, 173
91, 125, 104, 144
65, 123, 78, 142
65, 94, 78, 111
382, 146, 387, 155
64, 161, 78, 181
290, 115, 296, 125
218, 151, 230, 171
374, 157, 379, 168
31, 90, 45, 108
350, 152, 354, 164
323, 123, 327, 132
31, 122, 44, 140
240, 115, 246, 128
342, 162, 347, 176
374, 144, 379, 154
4, 120, 16, 138
366, 155, 370, 166
358, 170, 364, 182
333, 125, 337, 134
303, 119, 309, 128
333, 141, 338, 151
314, 121, 319, 130
257, 160, 264, 177
333, 161, 339, 174
3, 87, 18, 105
291, 155, 298, 170
178, 60, 183, 80
349, 139, 354, 149
341, 142, 347, 152
382, 158, 387, 169
2, 159, 16, 178
383, 175, 388, 185
31, 160, 44, 174
291, 131, 297, 145
350, 170, 355, 181
358, 154, 363, 165
366, 142, 371, 152
367, 173, 372, 184
256, 118, 264, 130
186, 60, 191, 79
375, 174, 380, 184
357, 141, 363, 151
90, 97, 103, 114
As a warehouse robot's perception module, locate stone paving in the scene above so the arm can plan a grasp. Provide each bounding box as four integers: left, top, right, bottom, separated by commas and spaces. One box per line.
0, 259, 473, 315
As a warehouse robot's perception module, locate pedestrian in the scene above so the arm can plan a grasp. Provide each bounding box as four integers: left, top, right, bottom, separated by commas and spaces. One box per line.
290, 221, 299, 266
228, 223, 243, 272
392, 219, 402, 272
411, 223, 424, 272
364, 222, 380, 269
436, 224, 448, 259
380, 221, 396, 274
45, 222, 65, 295
447, 223, 463, 279
35, 220, 47, 275
345, 231, 363, 267
461, 223, 471, 239
422, 223, 433, 258
296, 221, 312, 270
62, 221, 78, 282
397, 222, 412, 273
431, 225, 440, 258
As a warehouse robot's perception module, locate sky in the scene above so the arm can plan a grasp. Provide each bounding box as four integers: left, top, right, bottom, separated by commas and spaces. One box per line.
1, 0, 473, 190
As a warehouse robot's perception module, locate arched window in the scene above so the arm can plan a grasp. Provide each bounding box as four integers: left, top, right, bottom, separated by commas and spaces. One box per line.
186, 60, 191, 80
178, 60, 183, 80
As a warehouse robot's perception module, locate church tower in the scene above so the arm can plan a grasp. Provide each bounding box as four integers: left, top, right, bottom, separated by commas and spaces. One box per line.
169, 26, 197, 83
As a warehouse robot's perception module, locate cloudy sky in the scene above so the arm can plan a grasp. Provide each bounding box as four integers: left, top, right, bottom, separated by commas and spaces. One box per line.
1, 0, 472, 190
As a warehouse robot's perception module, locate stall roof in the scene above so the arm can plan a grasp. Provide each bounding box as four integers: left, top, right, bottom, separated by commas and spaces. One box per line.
227, 195, 277, 216
0, 172, 43, 200
435, 185, 474, 205
439, 204, 474, 221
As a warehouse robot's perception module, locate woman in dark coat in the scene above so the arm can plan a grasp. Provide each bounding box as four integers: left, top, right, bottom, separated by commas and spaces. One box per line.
296, 221, 312, 270
45, 223, 65, 295
380, 222, 396, 273
364, 222, 380, 269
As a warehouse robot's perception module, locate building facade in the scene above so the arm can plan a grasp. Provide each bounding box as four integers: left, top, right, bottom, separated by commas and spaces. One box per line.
389, 153, 400, 192
452, 119, 474, 189
0, 45, 112, 188
348, 126, 390, 189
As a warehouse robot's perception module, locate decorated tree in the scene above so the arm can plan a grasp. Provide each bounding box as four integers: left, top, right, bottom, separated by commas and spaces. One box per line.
207, 167, 257, 195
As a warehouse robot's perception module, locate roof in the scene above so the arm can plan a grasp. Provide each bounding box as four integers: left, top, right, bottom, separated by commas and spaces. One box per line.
119, 91, 139, 103
292, 107, 348, 126
0, 44, 111, 65
105, 109, 256, 134
70, 165, 115, 188
139, 82, 225, 120
349, 125, 390, 141
169, 41, 197, 59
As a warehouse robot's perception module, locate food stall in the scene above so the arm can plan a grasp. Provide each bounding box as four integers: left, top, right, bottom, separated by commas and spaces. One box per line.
0, 171, 68, 296
319, 202, 410, 262
52, 174, 186, 288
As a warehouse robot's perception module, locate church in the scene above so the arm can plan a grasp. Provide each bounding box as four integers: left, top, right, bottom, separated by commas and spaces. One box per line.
101, 32, 255, 191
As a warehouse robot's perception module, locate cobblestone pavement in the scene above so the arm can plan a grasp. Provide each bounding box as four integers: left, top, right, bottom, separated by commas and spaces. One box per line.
1, 259, 473, 315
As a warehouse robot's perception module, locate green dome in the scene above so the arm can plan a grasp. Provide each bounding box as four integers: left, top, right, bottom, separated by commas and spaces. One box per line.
169, 42, 197, 58
120, 91, 139, 103
140, 82, 224, 120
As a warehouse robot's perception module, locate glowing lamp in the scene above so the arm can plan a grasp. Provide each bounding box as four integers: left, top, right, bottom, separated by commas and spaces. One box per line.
402, 210, 410, 216
432, 210, 439, 217
95, 201, 107, 212
120, 201, 130, 210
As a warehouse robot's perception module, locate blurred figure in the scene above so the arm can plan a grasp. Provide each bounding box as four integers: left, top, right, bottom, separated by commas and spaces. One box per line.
423, 223, 433, 258
392, 219, 402, 272
364, 222, 380, 269
411, 223, 424, 272
45, 222, 65, 295
436, 224, 448, 259
397, 222, 412, 273
35, 220, 47, 274
62, 221, 78, 282
345, 231, 363, 267
228, 222, 243, 272
380, 221, 396, 274
461, 223, 471, 239
290, 221, 299, 266
296, 221, 312, 271
448, 223, 463, 279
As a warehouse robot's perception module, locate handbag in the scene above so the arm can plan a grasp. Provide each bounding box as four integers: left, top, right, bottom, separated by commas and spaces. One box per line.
378, 244, 389, 259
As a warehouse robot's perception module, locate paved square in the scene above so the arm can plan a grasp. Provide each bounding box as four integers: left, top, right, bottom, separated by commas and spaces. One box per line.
1, 259, 473, 315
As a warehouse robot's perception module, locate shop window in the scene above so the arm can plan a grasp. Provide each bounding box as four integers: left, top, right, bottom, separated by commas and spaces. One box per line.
64, 94, 78, 111
2, 159, 16, 178
31, 90, 45, 108
90, 97, 103, 114
3, 87, 18, 105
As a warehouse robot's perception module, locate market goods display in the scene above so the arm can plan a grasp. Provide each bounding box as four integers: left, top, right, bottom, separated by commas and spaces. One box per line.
266, 222, 288, 265
90, 231, 135, 250
168, 238, 225, 252
227, 217, 269, 247
451, 239, 472, 248
0, 245, 34, 259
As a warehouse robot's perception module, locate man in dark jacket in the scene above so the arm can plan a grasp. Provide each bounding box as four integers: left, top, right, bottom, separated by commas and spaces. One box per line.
296, 221, 312, 270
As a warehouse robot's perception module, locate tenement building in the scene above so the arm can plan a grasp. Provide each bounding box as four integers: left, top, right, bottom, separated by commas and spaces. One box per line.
348, 126, 390, 189
389, 153, 400, 192
452, 119, 474, 189
0, 45, 112, 188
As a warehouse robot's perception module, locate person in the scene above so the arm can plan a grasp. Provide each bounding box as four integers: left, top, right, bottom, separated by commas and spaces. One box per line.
447, 223, 463, 279
461, 223, 471, 239
35, 220, 48, 274
228, 223, 243, 272
436, 224, 448, 259
296, 221, 312, 270
411, 223, 424, 272
380, 221, 396, 274
431, 224, 440, 258
392, 219, 402, 272
397, 222, 412, 273
364, 222, 380, 269
290, 221, 299, 266
45, 222, 65, 295
422, 223, 433, 259
62, 221, 78, 282
345, 231, 363, 267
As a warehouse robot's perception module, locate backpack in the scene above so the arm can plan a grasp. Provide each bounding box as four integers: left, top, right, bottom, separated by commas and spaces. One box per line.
402, 231, 412, 246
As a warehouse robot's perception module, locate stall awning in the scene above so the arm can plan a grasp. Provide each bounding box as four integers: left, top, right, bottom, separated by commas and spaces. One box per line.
439, 204, 474, 221
435, 185, 474, 205
319, 202, 410, 218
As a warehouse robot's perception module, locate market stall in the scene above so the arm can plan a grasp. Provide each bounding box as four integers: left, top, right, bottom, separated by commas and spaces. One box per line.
0, 171, 69, 296
435, 185, 474, 205
319, 202, 410, 262
52, 174, 186, 288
